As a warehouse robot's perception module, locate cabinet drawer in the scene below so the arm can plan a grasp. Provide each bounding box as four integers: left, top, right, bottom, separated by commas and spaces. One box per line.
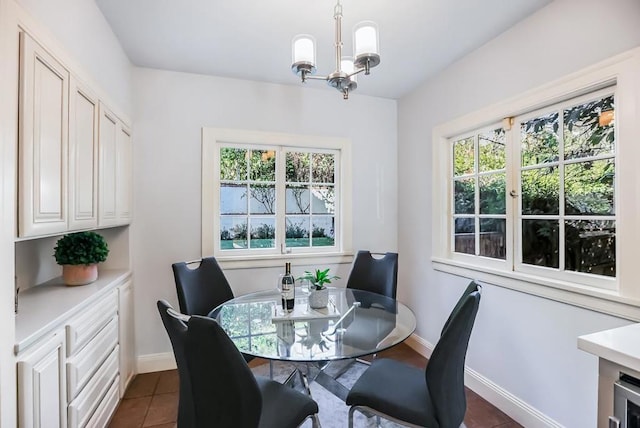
84, 375, 119, 428
67, 317, 118, 401
66, 291, 117, 356
67, 346, 118, 428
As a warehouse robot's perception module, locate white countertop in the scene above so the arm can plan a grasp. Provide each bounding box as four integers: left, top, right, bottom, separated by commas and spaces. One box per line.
15, 269, 131, 354
578, 323, 640, 372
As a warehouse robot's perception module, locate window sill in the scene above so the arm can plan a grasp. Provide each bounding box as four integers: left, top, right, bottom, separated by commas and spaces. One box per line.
432, 257, 640, 321
217, 251, 354, 270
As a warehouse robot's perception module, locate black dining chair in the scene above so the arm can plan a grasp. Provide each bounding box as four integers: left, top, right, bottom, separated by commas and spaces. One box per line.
158, 300, 321, 428
346, 251, 398, 299
441, 280, 481, 336
172, 256, 234, 316
172, 257, 257, 365
157, 300, 196, 428
346, 290, 481, 428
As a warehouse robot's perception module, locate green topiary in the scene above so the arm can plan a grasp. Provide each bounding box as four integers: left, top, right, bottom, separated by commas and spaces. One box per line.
54, 231, 109, 265
297, 268, 340, 290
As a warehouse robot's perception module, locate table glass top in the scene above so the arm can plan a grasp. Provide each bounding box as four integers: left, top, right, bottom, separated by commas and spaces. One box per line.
211, 287, 416, 362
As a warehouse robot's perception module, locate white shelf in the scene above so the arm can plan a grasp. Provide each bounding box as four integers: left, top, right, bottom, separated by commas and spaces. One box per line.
578, 323, 640, 372
15, 269, 131, 354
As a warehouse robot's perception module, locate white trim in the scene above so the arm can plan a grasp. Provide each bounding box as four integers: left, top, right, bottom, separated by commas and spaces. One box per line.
406, 333, 563, 428
217, 252, 353, 270
432, 258, 640, 321
136, 352, 176, 374
202, 127, 353, 259
464, 367, 564, 428
432, 46, 640, 313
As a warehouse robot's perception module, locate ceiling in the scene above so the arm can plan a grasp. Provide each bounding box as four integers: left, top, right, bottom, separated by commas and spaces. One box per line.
95, 0, 552, 100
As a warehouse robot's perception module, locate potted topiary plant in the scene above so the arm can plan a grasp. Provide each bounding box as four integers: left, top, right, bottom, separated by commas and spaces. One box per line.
54, 231, 109, 286
298, 268, 340, 309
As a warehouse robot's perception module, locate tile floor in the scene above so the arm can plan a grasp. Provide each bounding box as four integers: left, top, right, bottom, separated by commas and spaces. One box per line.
108, 343, 521, 428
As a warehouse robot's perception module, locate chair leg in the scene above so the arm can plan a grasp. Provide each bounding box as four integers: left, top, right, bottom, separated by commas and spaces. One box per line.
348, 406, 357, 428
269, 360, 273, 379
311, 413, 322, 428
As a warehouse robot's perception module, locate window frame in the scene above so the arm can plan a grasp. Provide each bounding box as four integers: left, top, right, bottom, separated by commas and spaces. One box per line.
202, 128, 353, 268
513, 88, 617, 291
449, 122, 512, 273
431, 47, 640, 320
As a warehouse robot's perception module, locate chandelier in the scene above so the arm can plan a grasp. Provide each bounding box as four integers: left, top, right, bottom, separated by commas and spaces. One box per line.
290, 0, 380, 100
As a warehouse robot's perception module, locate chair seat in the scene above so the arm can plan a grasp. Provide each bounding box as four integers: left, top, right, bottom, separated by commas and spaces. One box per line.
256, 376, 319, 428
346, 358, 438, 427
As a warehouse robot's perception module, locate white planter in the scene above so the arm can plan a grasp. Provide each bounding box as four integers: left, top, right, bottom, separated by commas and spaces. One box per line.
308, 288, 329, 309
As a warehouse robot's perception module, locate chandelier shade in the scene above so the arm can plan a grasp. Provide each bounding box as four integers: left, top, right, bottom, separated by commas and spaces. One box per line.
291, 34, 316, 73
290, 0, 380, 99
353, 21, 380, 70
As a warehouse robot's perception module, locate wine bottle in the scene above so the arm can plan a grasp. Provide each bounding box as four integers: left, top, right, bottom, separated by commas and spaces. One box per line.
281, 262, 295, 312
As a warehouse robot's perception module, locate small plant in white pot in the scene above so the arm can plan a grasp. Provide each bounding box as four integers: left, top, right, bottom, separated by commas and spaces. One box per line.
298, 268, 340, 309
54, 231, 109, 286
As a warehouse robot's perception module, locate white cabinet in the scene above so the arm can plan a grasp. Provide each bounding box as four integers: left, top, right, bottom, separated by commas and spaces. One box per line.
18, 30, 131, 237
68, 77, 98, 231
98, 103, 118, 227
17, 331, 66, 428
116, 126, 133, 224
17, 277, 129, 428
18, 32, 69, 237
99, 104, 132, 227
118, 280, 135, 394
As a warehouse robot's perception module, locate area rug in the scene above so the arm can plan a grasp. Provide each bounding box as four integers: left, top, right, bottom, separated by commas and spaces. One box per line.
252, 360, 403, 428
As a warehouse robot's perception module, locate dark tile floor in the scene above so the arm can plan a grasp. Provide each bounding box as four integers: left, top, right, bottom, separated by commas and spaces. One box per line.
108, 343, 521, 428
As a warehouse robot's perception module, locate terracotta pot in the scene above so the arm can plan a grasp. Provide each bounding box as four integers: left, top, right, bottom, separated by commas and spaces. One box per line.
62, 264, 98, 286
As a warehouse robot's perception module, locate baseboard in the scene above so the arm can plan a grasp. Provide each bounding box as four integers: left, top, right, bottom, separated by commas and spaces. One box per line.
136, 352, 176, 374
404, 333, 563, 428
404, 333, 433, 358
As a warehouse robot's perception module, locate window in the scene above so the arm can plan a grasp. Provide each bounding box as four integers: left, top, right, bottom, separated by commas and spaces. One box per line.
516, 92, 615, 287
202, 128, 352, 263
431, 48, 640, 317
449, 89, 615, 289
452, 127, 507, 260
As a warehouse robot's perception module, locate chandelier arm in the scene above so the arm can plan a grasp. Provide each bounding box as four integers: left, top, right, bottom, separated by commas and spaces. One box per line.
305, 75, 330, 81
347, 68, 367, 79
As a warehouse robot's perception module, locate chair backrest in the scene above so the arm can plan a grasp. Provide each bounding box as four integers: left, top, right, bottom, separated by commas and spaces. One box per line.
172, 257, 234, 316
346, 251, 398, 299
425, 291, 481, 428
441, 280, 481, 336
156, 300, 195, 428
184, 314, 263, 427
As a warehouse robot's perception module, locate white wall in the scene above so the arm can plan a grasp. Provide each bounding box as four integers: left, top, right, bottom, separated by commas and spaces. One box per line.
15, 0, 132, 115
132, 68, 397, 357
398, 0, 640, 426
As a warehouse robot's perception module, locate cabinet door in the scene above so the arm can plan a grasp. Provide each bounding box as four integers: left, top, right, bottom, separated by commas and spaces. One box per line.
18, 331, 66, 428
118, 280, 135, 394
116, 126, 132, 224
98, 103, 117, 227
18, 32, 69, 237
68, 77, 98, 230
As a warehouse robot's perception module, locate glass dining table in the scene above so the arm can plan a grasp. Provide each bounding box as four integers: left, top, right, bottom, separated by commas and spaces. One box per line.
210, 286, 416, 400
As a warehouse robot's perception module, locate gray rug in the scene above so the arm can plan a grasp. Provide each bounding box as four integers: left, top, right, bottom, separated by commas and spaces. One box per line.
252, 360, 403, 428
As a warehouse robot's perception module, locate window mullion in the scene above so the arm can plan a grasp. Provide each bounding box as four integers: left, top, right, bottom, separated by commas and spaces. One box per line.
558, 109, 566, 272
474, 133, 480, 256
511, 121, 522, 273
504, 124, 513, 271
